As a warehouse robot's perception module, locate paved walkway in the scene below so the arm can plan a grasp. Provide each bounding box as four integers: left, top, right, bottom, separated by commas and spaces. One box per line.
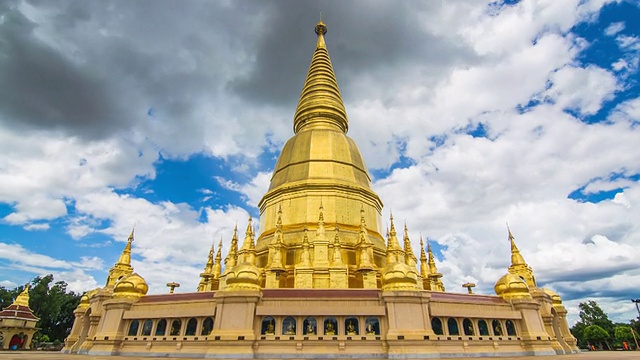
0, 351, 639, 360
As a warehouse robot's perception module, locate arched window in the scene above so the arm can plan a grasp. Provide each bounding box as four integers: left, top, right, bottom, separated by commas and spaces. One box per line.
261, 316, 275, 335
447, 318, 459, 335
365, 317, 380, 335
201, 317, 214, 336
463, 318, 474, 336
345, 317, 359, 335
170, 319, 182, 336
492, 320, 503, 336
141, 319, 153, 336
283, 316, 296, 335
185, 318, 197, 336
431, 317, 443, 335
127, 320, 139, 336
324, 317, 338, 335
478, 320, 489, 336
506, 320, 517, 336
303, 317, 317, 335
155, 319, 167, 336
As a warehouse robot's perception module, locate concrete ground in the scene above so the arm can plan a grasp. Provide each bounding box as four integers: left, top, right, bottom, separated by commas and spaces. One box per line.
0, 351, 639, 360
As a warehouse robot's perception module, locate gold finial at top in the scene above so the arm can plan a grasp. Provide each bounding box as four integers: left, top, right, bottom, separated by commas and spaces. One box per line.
293, 19, 348, 134
13, 284, 31, 307
507, 224, 526, 266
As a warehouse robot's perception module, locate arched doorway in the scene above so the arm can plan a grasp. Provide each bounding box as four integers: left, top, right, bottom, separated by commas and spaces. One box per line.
9, 333, 25, 350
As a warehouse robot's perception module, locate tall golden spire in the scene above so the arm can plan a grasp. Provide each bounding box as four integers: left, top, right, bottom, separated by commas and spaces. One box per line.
293, 19, 348, 134
105, 228, 135, 287
116, 228, 135, 266
508, 224, 526, 266
506, 225, 537, 288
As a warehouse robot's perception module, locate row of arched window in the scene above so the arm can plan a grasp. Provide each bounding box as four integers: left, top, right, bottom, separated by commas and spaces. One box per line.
127, 317, 214, 337
431, 318, 517, 337
260, 316, 381, 336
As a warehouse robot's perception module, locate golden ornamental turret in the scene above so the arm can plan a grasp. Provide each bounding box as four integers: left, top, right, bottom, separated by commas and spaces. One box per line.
506, 225, 537, 288
213, 239, 223, 279
255, 20, 386, 283
13, 284, 31, 308
386, 214, 405, 263
219, 224, 239, 290
331, 226, 345, 267
197, 242, 216, 291
356, 207, 374, 270
427, 240, 445, 292
265, 206, 286, 288
105, 228, 135, 288
419, 236, 430, 289
224, 217, 261, 291
381, 222, 418, 292
403, 224, 422, 290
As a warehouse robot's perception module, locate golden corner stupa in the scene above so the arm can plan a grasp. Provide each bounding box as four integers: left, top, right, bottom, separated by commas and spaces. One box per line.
63, 21, 579, 358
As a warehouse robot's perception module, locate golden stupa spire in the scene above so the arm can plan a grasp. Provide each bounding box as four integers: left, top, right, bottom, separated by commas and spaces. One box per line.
508, 224, 526, 266
332, 226, 345, 266
300, 227, 312, 267
427, 240, 437, 274
213, 238, 223, 278
13, 284, 31, 307
387, 213, 405, 264
267, 206, 285, 270
419, 236, 430, 281
426, 240, 446, 291
506, 225, 537, 288
105, 228, 136, 287
293, 19, 348, 134
205, 241, 215, 272
116, 227, 135, 266
403, 223, 418, 265
224, 224, 239, 268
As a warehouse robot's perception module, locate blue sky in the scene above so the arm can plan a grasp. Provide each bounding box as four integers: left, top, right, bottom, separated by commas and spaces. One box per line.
1, 0, 639, 325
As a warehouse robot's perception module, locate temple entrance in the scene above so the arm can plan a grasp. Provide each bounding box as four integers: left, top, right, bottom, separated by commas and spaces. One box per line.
9, 333, 26, 350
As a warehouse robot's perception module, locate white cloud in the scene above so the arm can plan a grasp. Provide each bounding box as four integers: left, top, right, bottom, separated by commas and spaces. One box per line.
604, 21, 625, 36
543, 65, 619, 116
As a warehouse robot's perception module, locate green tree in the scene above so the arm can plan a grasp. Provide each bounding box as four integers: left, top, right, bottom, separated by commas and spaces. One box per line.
584, 325, 611, 349
615, 325, 633, 345
27, 275, 82, 342
570, 300, 615, 349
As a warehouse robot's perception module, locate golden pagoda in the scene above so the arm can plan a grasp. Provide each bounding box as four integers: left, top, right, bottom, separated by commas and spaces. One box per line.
63, 20, 578, 358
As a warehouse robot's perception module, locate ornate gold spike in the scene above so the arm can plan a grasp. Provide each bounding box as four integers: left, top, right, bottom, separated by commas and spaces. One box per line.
294, 19, 347, 133
13, 284, 30, 307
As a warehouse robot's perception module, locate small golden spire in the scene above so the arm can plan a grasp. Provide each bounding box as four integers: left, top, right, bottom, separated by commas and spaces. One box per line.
240, 216, 254, 252
225, 224, 239, 268
403, 223, 417, 265
213, 238, 223, 278
419, 236, 429, 278
300, 227, 312, 267
507, 224, 526, 266
332, 226, 345, 266
13, 284, 31, 307
116, 227, 135, 266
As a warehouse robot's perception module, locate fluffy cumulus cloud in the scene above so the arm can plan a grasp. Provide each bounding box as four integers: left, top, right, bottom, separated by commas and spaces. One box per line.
0, 0, 639, 324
